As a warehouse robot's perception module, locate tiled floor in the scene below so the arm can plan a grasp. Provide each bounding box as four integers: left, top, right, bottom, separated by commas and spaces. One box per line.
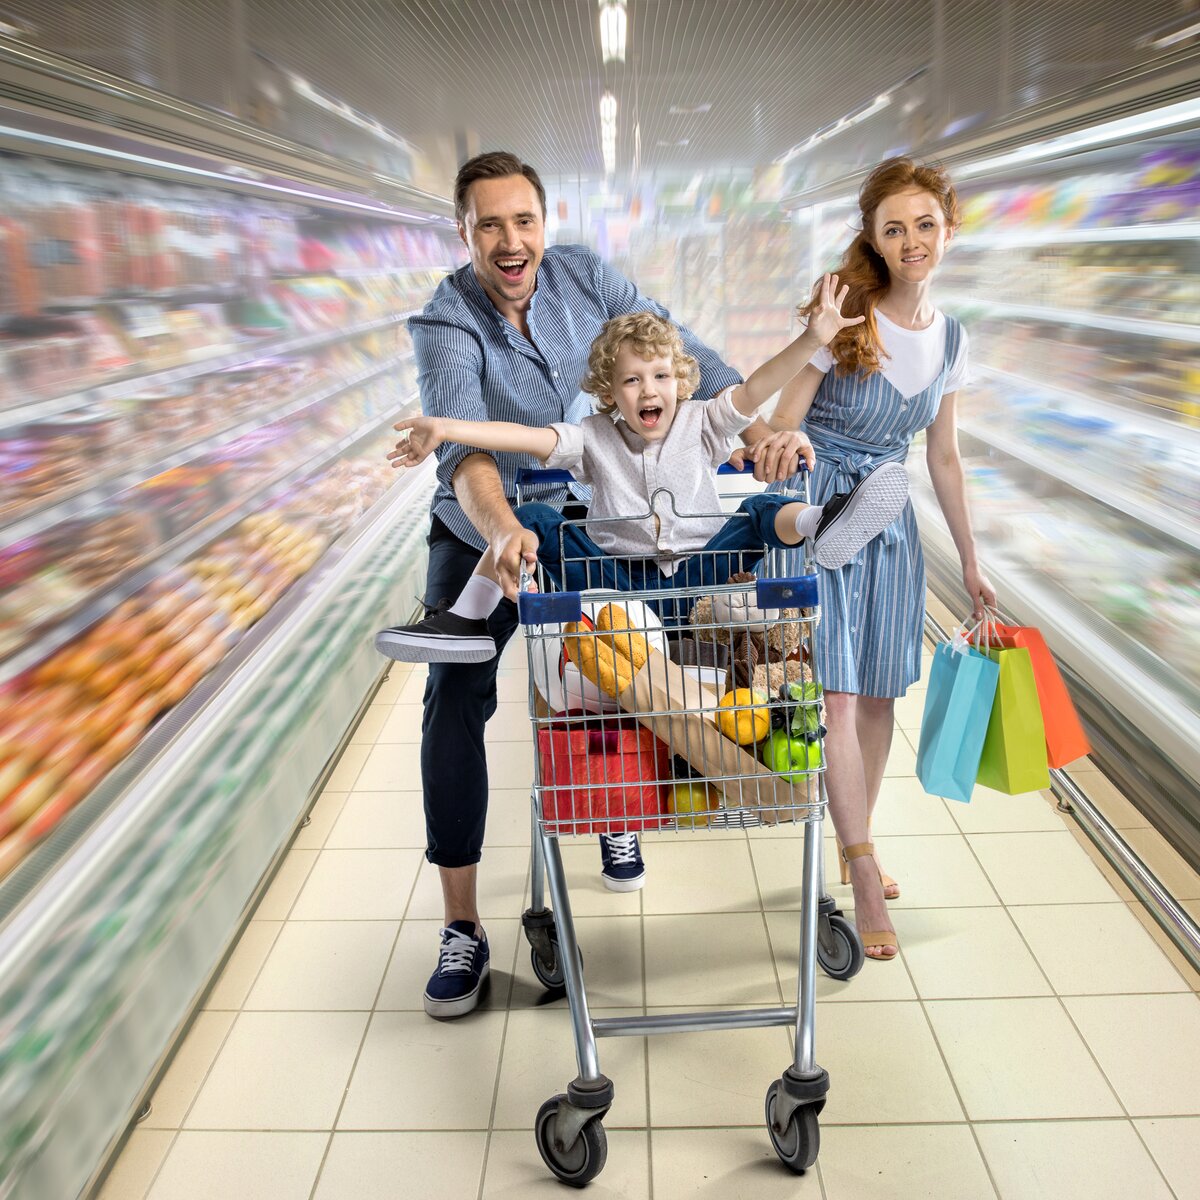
100, 645, 1200, 1200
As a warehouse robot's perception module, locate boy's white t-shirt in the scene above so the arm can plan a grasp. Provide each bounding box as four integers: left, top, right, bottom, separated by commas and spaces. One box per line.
809, 309, 970, 398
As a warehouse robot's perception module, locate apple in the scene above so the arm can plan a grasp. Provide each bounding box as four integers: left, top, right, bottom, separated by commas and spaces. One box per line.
669, 781, 719, 828
761, 729, 822, 783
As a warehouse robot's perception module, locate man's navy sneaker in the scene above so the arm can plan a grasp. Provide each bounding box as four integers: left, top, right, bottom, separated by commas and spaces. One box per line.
599, 833, 645, 892
424, 921, 490, 1018
811, 460, 909, 570
375, 598, 497, 663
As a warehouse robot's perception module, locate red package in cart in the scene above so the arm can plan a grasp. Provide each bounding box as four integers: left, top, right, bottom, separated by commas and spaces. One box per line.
537, 719, 669, 835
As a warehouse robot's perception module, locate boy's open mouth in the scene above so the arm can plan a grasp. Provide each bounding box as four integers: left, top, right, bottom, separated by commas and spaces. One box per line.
495, 257, 528, 281
639, 404, 663, 428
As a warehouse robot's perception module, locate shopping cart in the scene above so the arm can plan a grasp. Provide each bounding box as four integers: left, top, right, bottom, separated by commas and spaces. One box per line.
513, 465, 862, 1185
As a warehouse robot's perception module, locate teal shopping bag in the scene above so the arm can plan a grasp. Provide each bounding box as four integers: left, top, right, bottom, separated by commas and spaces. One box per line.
915, 642, 1001, 803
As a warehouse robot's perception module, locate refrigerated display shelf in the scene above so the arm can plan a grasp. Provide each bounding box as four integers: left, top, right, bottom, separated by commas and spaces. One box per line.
955, 221, 1200, 248
940, 295, 1200, 343
0, 395, 417, 686
957, 418, 1200, 553
974, 364, 1197, 439
0, 351, 416, 547
0, 308, 419, 431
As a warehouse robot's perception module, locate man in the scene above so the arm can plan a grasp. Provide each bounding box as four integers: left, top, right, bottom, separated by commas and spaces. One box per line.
383, 151, 807, 1018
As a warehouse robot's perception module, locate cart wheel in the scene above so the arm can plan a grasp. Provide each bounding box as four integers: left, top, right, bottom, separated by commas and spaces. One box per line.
534, 1094, 608, 1187
818, 914, 864, 981
530, 942, 565, 992
765, 1082, 820, 1173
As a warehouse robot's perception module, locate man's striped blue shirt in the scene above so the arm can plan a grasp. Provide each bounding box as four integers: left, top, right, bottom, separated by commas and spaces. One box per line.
409, 243, 742, 550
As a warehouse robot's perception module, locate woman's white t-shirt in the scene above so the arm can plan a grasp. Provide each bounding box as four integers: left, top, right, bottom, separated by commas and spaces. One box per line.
809, 309, 970, 399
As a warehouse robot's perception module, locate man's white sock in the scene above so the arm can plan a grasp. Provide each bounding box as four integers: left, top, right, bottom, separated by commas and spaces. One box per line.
793, 504, 824, 541
449, 576, 503, 621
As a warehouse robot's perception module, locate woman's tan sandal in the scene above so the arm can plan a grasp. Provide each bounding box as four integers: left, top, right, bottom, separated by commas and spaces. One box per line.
837, 835, 900, 899
840, 841, 899, 961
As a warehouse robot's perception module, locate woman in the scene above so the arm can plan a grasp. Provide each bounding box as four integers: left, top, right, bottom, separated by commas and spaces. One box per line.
752, 157, 996, 960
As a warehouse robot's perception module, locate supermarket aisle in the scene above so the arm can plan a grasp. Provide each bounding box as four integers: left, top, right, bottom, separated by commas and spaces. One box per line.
99, 643, 1200, 1200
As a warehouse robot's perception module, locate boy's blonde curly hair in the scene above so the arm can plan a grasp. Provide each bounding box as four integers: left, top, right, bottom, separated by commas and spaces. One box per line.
581, 311, 701, 415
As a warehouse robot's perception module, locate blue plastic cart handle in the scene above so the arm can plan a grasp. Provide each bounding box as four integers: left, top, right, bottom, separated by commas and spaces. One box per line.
516, 467, 574, 485
757, 575, 819, 609
518, 589, 583, 625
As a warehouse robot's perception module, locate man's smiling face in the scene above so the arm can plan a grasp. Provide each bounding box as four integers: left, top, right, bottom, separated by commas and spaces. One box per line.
459, 174, 545, 316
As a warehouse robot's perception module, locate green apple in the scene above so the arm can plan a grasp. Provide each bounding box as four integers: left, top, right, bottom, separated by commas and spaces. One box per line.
762, 729, 822, 782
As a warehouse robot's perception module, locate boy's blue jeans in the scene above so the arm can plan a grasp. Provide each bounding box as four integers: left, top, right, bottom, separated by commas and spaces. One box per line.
516, 493, 797, 625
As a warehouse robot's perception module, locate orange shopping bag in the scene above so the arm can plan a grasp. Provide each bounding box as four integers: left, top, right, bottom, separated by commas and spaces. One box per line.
981, 617, 1090, 769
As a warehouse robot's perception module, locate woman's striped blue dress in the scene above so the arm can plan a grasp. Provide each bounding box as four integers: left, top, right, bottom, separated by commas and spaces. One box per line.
771, 316, 964, 698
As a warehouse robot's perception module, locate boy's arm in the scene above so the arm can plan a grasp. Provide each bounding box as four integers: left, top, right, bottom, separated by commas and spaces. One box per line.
388, 415, 560, 468
728, 273, 863, 417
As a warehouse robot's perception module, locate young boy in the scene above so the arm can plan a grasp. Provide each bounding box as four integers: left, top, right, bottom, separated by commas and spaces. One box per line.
376, 274, 908, 663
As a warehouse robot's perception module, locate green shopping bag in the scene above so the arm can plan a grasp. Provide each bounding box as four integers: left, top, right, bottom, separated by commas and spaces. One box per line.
975, 644, 1051, 794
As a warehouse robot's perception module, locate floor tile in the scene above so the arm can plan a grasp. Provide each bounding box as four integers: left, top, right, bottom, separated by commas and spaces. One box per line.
976, 1120, 1173, 1200
814, 1002, 964, 1124
492, 1007, 648, 1128
820, 1124, 995, 1199
375, 702, 424, 743
892, 687, 929, 731
147, 1132, 327, 1200
405, 847, 531, 920
1127, 901, 1200, 991
748, 835, 826, 911
396, 668, 431, 704
541, 842, 643, 917
643, 840, 762, 914
486, 737, 540, 791
254, 849, 319, 920
1010, 904, 1191, 995
868, 777, 960, 836
294, 790, 349, 850
245, 921, 398, 1010
857, 834, 1001, 910
926, 998, 1122, 1120
483, 701, 534, 743
883, 730, 918, 777
895, 906, 1052, 999
644, 912, 779, 1007
650, 1128, 823, 1199
338, 1010, 506, 1129
325, 744, 370, 791
354, 742, 423, 791
510, 914, 644, 1009
967, 832, 1120, 906
948, 786, 1065, 834
185, 1011, 367, 1129
143, 1011, 235, 1128
1064, 994, 1200, 1115
763, 910, 918, 1003
204, 921, 281, 1010
377, 918, 520, 1011
325, 791, 428, 849
290, 849, 424, 921
313, 1132, 486, 1200
1135, 1117, 1200, 1200
1122, 827, 1200, 899
484, 788, 538, 848
349, 705, 391, 745
495, 670, 531, 704
484, 1129, 649, 1199
96, 1130, 174, 1200
647, 1022, 793, 1127
374, 666, 415, 704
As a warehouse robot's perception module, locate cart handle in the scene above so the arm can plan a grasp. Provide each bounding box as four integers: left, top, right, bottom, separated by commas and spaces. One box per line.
516, 461, 809, 487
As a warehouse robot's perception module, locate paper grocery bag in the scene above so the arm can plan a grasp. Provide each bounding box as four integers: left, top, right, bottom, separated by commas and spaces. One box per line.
915, 642, 1000, 803
987, 622, 1090, 768
975, 645, 1051, 794
618, 648, 799, 821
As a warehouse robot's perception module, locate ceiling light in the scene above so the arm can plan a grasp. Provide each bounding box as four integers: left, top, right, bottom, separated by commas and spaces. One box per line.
600, 91, 617, 126
657, 138, 690, 147
599, 0, 627, 64
1136, 15, 1200, 49
669, 103, 711, 116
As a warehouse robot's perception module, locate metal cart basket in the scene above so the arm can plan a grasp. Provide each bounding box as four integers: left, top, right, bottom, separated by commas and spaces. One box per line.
514, 466, 862, 1186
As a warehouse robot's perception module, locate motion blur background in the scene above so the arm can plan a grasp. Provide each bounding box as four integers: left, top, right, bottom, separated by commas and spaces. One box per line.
0, 3, 1197, 1197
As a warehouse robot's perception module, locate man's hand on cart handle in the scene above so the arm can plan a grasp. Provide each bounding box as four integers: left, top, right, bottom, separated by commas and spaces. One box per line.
388, 415, 445, 468
493, 526, 541, 601
728, 428, 816, 482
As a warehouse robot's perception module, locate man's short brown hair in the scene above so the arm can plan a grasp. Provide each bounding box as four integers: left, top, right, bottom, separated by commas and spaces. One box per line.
454, 151, 547, 225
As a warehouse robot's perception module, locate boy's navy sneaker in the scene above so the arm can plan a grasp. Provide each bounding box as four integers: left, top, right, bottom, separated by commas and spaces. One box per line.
812, 461, 909, 570
599, 833, 645, 892
375, 599, 496, 664
424, 921, 490, 1018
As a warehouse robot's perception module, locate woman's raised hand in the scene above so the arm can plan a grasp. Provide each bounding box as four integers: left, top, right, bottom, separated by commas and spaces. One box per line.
804, 273, 865, 345
387, 416, 444, 468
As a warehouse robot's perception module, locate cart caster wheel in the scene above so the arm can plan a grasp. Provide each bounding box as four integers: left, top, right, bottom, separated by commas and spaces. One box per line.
766, 1082, 820, 1173
818, 913, 864, 981
535, 1094, 608, 1187
531, 943, 565, 992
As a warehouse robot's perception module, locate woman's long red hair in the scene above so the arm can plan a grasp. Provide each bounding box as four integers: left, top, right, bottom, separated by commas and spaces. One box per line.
801, 157, 961, 377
